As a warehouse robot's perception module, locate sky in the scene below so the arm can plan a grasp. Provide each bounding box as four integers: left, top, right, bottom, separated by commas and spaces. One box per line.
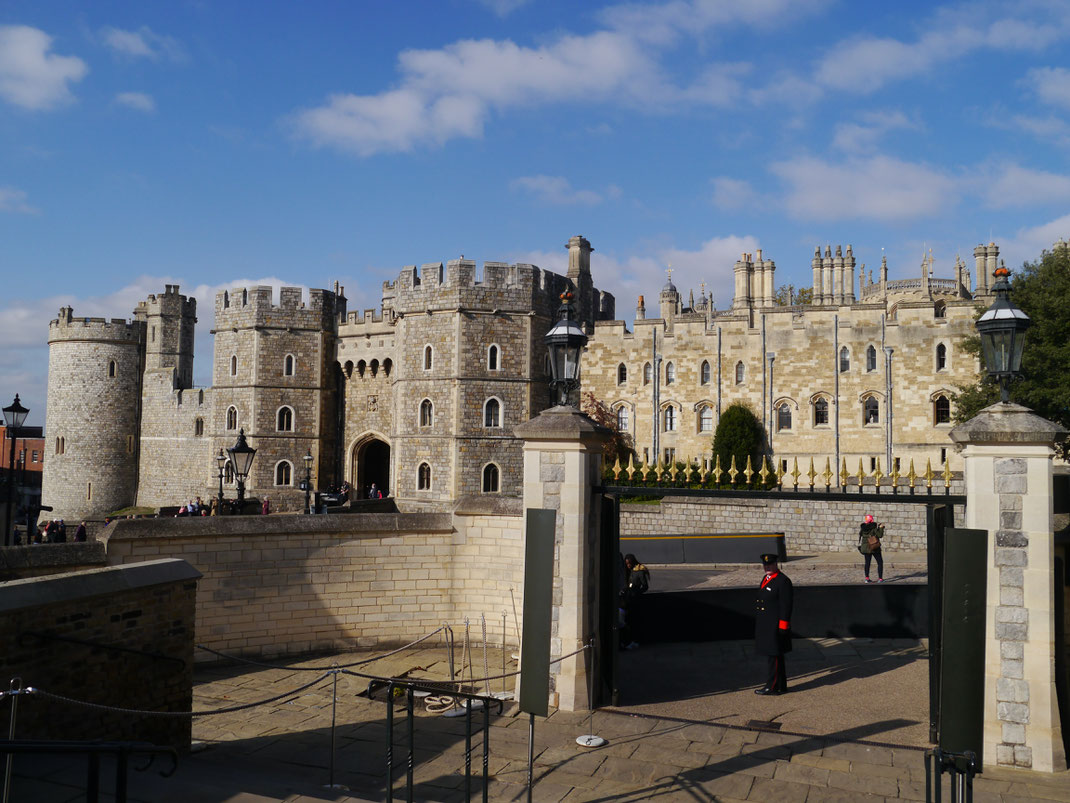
3, 0, 1070, 424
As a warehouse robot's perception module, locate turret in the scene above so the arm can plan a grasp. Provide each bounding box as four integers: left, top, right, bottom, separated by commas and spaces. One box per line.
985, 242, 999, 292
660, 269, 680, 324
566, 235, 595, 324
844, 245, 856, 303
135, 284, 197, 388
833, 245, 845, 305
636, 294, 646, 320
811, 248, 822, 306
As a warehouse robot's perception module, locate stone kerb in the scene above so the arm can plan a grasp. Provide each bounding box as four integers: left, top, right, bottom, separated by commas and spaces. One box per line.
515, 406, 610, 712
950, 402, 1068, 773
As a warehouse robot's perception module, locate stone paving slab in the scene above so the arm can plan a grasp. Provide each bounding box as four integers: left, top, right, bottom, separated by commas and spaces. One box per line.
9, 639, 1070, 801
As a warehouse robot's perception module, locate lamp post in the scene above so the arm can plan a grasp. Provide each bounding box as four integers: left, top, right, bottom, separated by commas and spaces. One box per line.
976, 263, 1031, 403
301, 449, 313, 514
215, 448, 226, 514
544, 290, 588, 408
226, 429, 256, 513
3, 394, 29, 547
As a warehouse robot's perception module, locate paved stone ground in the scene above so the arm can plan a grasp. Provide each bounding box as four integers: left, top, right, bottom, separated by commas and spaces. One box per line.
9, 553, 1070, 801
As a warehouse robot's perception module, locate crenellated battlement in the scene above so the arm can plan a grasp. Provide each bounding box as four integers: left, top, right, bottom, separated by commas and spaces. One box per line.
48, 306, 144, 344
135, 284, 197, 320
213, 285, 340, 330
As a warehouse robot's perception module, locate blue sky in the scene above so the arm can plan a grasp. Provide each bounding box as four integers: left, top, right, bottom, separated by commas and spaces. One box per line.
3, 0, 1070, 424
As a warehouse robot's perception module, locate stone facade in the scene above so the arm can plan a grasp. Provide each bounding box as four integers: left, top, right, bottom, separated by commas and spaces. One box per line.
42, 233, 1005, 519
584, 246, 991, 477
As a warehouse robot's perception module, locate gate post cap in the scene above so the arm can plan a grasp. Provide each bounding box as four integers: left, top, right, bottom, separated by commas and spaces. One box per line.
949, 401, 1067, 446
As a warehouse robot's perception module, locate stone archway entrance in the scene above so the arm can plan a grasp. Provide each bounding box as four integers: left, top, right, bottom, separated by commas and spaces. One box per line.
352, 437, 390, 499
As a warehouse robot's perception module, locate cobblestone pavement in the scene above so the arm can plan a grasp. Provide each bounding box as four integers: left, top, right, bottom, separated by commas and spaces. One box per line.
10, 555, 1070, 800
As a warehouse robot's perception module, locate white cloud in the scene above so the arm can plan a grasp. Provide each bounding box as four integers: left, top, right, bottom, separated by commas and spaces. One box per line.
0, 25, 87, 110
474, 0, 531, 16
999, 212, 1070, 268
1025, 66, 1070, 110
510, 175, 605, 205
114, 91, 156, 112
981, 163, 1070, 208
511, 233, 758, 316
831, 110, 919, 153
770, 155, 956, 222
100, 26, 186, 62
711, 177, 760, 210
0, 186, 39, 214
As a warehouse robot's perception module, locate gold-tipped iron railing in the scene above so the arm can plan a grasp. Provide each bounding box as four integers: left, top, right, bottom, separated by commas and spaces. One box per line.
604, 453, 957, 495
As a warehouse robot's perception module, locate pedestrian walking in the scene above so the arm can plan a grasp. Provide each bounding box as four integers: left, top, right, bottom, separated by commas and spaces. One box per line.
857, 514, 885, 583
74, 521, 87, 542
754, 552, 792, 695
261, 497, 271, 515
621, 553, 650, 649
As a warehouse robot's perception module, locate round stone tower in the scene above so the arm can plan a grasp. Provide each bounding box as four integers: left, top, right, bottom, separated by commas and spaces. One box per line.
42, 306, 145, 521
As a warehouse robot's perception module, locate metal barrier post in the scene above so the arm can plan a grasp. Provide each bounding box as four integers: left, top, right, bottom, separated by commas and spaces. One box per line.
2, 678, 20, 803
406, 687, 414, 803
464, 698, 472, 800
482, 698, 490, 803
116, 746, 128, 803
386, 682, 394, 803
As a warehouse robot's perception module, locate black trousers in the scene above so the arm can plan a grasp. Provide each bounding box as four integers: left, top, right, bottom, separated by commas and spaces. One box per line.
764, 654, 787, 692
864, 550, 884, 579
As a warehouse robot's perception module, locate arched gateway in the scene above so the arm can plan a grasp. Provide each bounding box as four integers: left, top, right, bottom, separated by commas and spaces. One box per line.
351, 435, 390, 499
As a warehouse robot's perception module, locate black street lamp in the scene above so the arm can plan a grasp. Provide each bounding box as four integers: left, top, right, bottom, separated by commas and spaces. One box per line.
544, 290, 587, 408
3, 394, 29, 547
226, 429, 256, 512
301, 449, 313, 514
215, 448, 227, 514
976, 263, 1031, 403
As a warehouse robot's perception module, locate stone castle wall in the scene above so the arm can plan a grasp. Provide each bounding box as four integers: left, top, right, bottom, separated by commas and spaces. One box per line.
620, 494, 965, 553
103, 509, 526, 659
43, 310, 144, 520
585, 285, 978, 476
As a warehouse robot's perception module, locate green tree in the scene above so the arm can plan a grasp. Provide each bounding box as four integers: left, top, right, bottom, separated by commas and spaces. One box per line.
711, 402, 766, 482
952, 244, 1070, 457
773, 284, 813, 305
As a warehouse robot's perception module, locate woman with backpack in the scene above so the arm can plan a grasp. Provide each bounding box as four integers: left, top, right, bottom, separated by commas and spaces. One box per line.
857, 514, 885, 583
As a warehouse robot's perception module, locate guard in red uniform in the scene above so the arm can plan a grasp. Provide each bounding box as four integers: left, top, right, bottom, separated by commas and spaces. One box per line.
755, 552, 793, 695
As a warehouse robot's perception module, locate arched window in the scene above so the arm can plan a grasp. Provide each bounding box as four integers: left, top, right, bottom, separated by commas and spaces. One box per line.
241, 288, 248, 306
700, 360, 711, 385
126, 435, 134, 454
663, 405, 677, 432
935, 301, 946, 319
55, 437, 63, 455
864, 396, 880, 424
194, 418, 204, 437
866, 345, 877, 372
108, 361, 116, 378
370, 359, 379, 377
699, 405, 713, 432
277, 406, 294, 432
230, 355, 237, 376
275, 461, 292, 486
484, 398, 501, 428
284, 354, 295, 376
777, 404, 792, 432
665, 361, 676, 385
223, 290, 229, 309
383, 358, 393, 376
814, 398, 829, 426
643, 363, 652, 385
482, 464, 500, 493
936, 343, 947, 371
735, 361, 745, 385
420, 399, 433, 427
424, 345, 433, 371
616, 405, 630, 432
488, 344, 499, 371
934, 395, 951, 424
617, 363, 627, 385
224, 461, 234, 484
357, 360, 366, 378
839, 347, 850, 373
226, 406, 238, 430
418, 462, 432, 490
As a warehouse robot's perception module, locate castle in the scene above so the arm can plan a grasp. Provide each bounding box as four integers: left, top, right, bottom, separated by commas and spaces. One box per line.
42, 234, 1001, 520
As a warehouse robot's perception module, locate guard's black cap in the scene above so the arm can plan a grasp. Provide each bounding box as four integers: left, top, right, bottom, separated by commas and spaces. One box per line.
760, 553, 779, 565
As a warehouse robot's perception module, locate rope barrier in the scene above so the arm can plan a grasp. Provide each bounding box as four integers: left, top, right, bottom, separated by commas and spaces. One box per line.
194, 626, 446, 671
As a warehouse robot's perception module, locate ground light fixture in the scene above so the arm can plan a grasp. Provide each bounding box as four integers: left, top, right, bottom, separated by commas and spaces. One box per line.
544, 290, 587, 407
975, 263, 1031, 403
226, 429, 256, 510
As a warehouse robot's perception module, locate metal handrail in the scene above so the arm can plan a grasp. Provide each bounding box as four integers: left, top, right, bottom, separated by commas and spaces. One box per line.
0, 739, 177, 803
367, 679, 506, 803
